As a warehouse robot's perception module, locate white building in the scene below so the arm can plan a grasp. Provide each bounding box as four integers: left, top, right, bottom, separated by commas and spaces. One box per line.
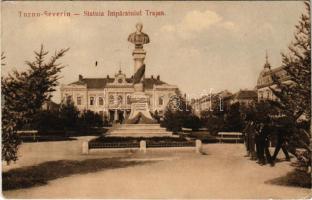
60, 70, 178, 122
256, 54, 291, 101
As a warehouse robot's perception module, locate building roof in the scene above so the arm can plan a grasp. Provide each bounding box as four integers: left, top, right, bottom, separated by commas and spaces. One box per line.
233, 90, 257, 100
69, 76, 167, 89
144, 78, 166, 89
70, 78, 115, 88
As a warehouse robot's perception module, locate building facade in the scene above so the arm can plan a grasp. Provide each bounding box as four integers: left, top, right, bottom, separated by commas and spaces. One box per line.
191, 90, 233, 117
256, 54, 291, 101
231, 90, 257, 107
60, 70, 178, 121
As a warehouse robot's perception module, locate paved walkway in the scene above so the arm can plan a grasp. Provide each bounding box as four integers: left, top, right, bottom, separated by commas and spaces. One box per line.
3, 141, 311, 199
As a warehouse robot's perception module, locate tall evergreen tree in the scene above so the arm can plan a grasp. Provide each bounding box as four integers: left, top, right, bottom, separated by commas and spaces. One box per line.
1, 45, 69, 164
270, 2, 311, 170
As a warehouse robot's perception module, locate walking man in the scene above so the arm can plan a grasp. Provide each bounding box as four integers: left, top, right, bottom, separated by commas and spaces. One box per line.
256, 121, 273, 166
271, 117, 291, 162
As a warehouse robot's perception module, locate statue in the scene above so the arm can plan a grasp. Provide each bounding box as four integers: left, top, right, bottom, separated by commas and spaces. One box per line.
128, 23, 150, 49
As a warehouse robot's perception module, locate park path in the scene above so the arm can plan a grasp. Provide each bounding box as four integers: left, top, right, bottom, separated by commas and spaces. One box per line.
3, 142, 311, 199
2, 136, 97, 172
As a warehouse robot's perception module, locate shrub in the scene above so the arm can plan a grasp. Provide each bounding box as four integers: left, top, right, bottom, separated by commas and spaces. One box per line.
59, 99, 79, 130
184, 115, 202, 131
78, 110, 104, 129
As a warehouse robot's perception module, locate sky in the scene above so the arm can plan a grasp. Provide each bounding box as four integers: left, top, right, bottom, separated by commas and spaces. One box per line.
1, 1, 305, 103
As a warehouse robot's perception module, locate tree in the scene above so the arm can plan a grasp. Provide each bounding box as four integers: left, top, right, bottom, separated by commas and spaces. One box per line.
59, 99, 79, 131
223, 102, 244, 132
32, 110, 63, 132
269, 2, 311, 171
1, 45, 68, 164
79, 110, 104, 130
1, 52, 6, 66
161, 95, 194, 132
201, 110, 225, 135
184, 114, 202, 131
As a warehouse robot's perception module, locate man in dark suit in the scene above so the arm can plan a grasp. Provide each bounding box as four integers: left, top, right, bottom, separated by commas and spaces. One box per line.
256, 121, 273, 166
271, 116, 291, 162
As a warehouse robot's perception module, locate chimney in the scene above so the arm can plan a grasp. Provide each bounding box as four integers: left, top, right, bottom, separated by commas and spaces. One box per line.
151, 75, 154, 79
79, 74, 83, 81
107, 75, 110, 79
157, 75, 160, 80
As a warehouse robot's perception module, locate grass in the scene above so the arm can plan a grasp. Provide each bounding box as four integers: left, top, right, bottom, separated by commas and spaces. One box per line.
3, 158, 151, 191
266, 168, 311, 188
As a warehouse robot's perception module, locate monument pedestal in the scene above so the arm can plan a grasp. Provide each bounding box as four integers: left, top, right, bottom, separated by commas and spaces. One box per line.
108, 23, 173, 137
126, 92, 156, 124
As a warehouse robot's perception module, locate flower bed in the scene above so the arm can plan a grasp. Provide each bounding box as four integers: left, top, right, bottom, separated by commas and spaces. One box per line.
88, 136, 195, 149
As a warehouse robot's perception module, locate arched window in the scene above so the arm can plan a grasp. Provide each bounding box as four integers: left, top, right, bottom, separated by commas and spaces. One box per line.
109, 95, 114, 105
126, 95, 131, 104
77, 96, 82, 105
66, 95, 72, 103
266, 91, 270, 99
117, 95, 123, 105
99, 97, 104, 106
259, 91, 263, 100
158, 96, 164, 106
90, 97, 95, 105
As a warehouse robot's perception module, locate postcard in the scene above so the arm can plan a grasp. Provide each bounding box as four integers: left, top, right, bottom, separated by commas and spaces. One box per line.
1, 1, 311, 199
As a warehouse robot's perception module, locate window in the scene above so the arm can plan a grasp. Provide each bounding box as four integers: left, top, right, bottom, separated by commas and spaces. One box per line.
77, 96, 82, 105
118, 78, 123, 83
99, 97, 104, 106
66, 95, 72, 102
109, 95, 114, 105
259, 92, 263, 100
90, 97, 95, 105
127, 95, 131, 104
159, 96, 164, 106
117, 95, 123, 105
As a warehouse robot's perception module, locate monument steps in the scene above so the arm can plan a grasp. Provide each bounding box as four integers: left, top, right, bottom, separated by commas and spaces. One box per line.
108, 123, 173, 137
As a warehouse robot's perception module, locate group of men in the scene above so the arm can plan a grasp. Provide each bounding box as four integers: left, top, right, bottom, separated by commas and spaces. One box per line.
243, 116, 291, 166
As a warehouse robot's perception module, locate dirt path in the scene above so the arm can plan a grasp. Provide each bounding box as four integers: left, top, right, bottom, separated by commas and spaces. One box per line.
3, 143, 310, 199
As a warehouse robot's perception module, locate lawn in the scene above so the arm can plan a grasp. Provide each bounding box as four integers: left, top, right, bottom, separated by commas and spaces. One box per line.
3, 158, 151, 191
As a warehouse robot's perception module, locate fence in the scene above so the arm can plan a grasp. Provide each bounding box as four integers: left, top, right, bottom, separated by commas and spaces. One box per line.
85, 139, 201, 154
89, 142, 139, 149
146, 141, 195, 148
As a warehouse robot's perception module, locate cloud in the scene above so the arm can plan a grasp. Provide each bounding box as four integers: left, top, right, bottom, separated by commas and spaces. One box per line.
161, 9, 237, 39
180, 10, 222, 32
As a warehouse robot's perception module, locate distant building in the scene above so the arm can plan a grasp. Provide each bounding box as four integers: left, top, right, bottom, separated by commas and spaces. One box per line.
256, 53, 291, 101
60, 70, 178, 122
42, 100, 59, 111
231, 90, 257, 107
191, 90, 233, 117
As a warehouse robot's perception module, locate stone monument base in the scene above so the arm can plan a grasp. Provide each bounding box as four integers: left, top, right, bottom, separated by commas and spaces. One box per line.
108, 124, 173, 137
126, 92, 157, 124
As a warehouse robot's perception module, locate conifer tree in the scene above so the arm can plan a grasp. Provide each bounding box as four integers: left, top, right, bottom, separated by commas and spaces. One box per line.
270, 2, 311, 170
1, 45, 69, 164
